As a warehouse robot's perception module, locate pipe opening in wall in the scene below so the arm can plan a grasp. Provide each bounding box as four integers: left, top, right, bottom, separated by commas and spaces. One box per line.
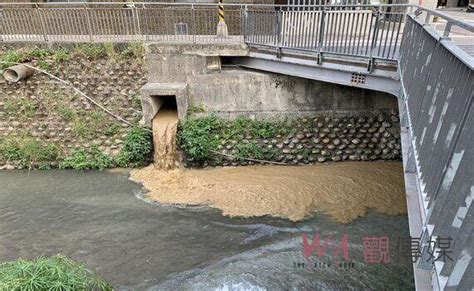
3, 69, 19, 82
151, 95, 179, 171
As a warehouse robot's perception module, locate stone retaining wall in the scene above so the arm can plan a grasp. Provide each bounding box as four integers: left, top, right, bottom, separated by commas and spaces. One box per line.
185, 110, 401, 167
0, 44, 147, 169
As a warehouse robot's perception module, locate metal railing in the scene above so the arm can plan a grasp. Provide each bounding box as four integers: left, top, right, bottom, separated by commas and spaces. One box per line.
0, 3, 472, 63
244, 4, 408, 63
0, 2, 245, 43
399, 9, 473, 290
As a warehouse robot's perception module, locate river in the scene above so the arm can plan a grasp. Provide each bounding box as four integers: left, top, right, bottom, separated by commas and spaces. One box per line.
0, 169, 414, 290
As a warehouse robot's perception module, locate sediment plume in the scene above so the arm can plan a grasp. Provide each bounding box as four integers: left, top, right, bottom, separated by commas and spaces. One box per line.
152, 109, 179, 170
130, 161, 407, 223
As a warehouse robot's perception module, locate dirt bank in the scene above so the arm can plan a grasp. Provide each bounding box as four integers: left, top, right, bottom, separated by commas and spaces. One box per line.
130, 162, 406, 223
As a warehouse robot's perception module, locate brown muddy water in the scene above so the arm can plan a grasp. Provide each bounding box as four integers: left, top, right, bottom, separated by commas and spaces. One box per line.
131, 161, 406, 223
0, 169, 415, 290
152, 109, 179, 171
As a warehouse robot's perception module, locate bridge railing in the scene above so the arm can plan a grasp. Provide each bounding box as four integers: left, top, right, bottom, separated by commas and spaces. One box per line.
244, 4, 408, 63
399, 8, 473, 289
0, 2, 245, 43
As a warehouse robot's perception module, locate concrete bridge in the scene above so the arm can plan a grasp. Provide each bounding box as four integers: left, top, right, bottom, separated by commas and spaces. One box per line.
1, 2, 473, 290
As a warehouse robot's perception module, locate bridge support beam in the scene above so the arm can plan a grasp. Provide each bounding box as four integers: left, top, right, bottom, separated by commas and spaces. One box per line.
231, 53, 402, 98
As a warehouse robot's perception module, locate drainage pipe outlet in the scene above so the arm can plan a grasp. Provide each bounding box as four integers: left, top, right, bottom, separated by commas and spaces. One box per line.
3, 63, 35, 82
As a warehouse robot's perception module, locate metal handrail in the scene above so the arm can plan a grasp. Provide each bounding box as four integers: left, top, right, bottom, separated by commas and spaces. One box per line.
0, 2, 472, 65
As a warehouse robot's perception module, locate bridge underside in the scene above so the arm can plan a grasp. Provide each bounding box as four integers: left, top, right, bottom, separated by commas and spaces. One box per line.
231, 49, 401, 97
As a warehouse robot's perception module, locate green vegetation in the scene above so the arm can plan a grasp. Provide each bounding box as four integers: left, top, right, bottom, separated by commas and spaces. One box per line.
0, 50, 24, 69
187, 104, 206, 115
3, 96, 36, 119
115, 126, 153, 167
54, 48, 72, 62
0, 255, 112, 290
178, 114, 222, 163
121, 41, 145, 60
1, 43, 145, 71
59, 146, 113, 171
75, 43, 107, 60
36, 59, 51, 71
71, 111, 108, 139
179, 114, 291, 165
0, 135, 59, 169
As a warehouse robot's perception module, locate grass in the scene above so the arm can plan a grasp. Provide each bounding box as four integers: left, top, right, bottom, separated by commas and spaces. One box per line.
75, 43, 107, 60
0, 135, 59, 169
0, 50, 24, 69
3, 97, 37, 119
0, 255, 112, 290
59, 146, 113, 170
121, 41, 145, 60
54, 48, 71, 62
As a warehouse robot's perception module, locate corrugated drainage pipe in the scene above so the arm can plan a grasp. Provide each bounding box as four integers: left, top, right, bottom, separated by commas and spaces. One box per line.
3, 63, 35, 82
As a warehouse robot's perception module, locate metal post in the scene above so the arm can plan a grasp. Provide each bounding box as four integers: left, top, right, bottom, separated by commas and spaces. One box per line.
368, 7, 380, 72
243, 5, 248, 43
191, 4, 196, 43
317, 7, 326, 64
84, 4, 93, 42
37, 4, 48, 42
276, 9, 282, 57
217, 0, 228, 38
133, 5, 142, 41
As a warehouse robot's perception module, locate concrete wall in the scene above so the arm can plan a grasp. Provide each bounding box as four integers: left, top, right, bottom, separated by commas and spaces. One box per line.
141, 43, 398, 126
187, 69, 398, 118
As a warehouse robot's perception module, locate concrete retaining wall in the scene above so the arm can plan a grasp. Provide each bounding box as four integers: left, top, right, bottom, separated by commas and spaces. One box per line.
140, 43, 398, 126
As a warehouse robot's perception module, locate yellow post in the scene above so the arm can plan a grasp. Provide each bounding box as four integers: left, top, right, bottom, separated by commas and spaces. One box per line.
216, 0, 228, 38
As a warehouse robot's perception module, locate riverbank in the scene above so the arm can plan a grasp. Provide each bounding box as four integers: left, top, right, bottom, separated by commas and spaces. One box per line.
130, 161, 406, 223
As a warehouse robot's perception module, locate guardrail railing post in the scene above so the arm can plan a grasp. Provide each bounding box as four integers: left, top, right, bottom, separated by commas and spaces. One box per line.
443, 21, 452, 38
132, 5, 142, 41
37, 4, 48, 42
191, 4, 196, 44
276, 9, 282, 57
317, 7, 326, 64
84, 4, 93, 42
368, 6, 380, 72
243, 5, 248, 43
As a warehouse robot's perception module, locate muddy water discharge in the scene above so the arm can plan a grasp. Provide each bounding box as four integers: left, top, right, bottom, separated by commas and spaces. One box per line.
130, 161, 406, 223
152, 109, 179, 170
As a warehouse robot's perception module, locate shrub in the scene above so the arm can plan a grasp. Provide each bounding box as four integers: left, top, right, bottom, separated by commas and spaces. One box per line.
178, 114, 222, 163
0, 136, 59, 169
59, 146, 113, 171
234, 141, 263, 160
0, 255, 112, 290
115, 126, 153, 167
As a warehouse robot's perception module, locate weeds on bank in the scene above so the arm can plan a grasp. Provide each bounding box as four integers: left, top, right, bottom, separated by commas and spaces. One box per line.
59, 146, 113, 170
3, 96, 36, 119
0, 255, 112, 291
0, 135, 59, 169
115, 126, 153, 167
179, 114, 292, 164
0, 42, 145, 71
178, 114, 222, 163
